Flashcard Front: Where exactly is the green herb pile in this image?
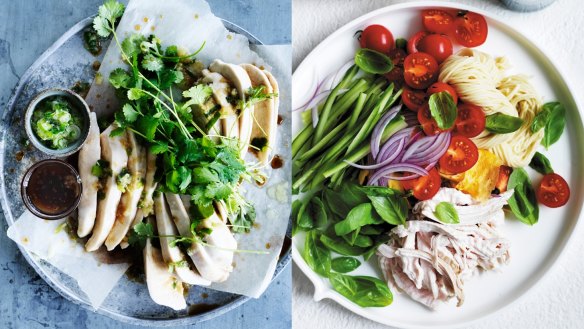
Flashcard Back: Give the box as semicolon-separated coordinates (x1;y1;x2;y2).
93;0;258;235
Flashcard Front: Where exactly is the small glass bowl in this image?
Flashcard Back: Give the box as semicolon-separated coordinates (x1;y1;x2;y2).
21;159;83;220
24;88;92;157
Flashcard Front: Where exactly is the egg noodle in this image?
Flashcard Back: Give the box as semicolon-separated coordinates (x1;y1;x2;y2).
439;49;544;167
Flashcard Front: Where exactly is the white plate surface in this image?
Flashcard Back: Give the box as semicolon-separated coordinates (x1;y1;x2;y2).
291;2;584;328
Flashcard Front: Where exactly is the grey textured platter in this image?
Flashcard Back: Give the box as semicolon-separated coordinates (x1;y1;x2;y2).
0;16;291;327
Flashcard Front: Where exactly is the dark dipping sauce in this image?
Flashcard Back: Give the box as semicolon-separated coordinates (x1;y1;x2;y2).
21;160;82;219
270;155;284;169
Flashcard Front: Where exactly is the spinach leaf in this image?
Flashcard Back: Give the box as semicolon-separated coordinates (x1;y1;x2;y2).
541;102;566;149
354;48;394;74
428;92;457;130
331;257;362;273
329;273;393;307
434;202;459;224
342;233;373;248
296;201;314;232
507;168;539;225
362;187;407;225
334;203;383;236
303;231;331;277
529;152;554;175
485;113;524;134
320;234;367;256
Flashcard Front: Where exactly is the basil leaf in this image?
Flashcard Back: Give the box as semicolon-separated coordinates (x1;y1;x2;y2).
324;183;368;218
541;102;566;149
507;168;539;225
320;234;367;256
428;92;457;129
531;106;551;133
485;113;524;134
331;257;362;273
329;273;393;307
363;188;407;225
359;225;385;235
529;152;554;175
342;233;373;248
363;235;390;261
303;231;331;277
434;202;459;224
334;203;383;236
354;48;394;74
296;201;314;231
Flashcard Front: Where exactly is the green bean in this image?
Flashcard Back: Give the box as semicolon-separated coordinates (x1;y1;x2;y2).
292;124;313;158
347;93;368;131
298;119;350;162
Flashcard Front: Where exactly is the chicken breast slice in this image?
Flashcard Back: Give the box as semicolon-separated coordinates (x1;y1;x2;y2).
77;112;101;238
188;212;238;282
241;64;277;165
144;238;187;310
263;70;280;157
209;60;253;157
120;149;158;249
105;131;147;250
202;69;240;140
85;125;128;252
154;194;211;286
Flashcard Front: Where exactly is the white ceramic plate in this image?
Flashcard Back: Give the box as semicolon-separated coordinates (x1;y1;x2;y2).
291;2;584;328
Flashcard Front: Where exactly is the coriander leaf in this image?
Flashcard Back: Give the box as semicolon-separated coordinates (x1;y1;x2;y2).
434;202;459;224
142;54;164;72
98;0;125;23
128;222;154;247
165;45;179;57
192;167;219;184
541;102;566;149
485;113;523;134
150;141;169;154
241;86;278;109
428;91;457;130
159;69;184;90
127;88;145;100
205;182;232;201
230;201;256;233
122;103;139;123
121;34;146;57
529;152;554;175
136;115;159;141
176;166;192;192
109;127;126;137
92;16;111;38
109;68;132;89
183;85;213;107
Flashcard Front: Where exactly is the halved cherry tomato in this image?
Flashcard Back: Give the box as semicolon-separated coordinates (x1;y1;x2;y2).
495;165;512;193
453;11;488;47
388;48;407;67
439;135;479;174
417;34;453;63
427;82;458;104
401;168;442;201
537;173;570;208
417;104;452;135
359;24;395;54
407;31;429;54
404;52;438;89
422;9;455;34
454;103;485;138
384;66;404;89
402;86;426;111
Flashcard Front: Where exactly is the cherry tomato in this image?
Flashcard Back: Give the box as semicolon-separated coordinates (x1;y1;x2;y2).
407;31;429;54
495;165;512;193
422;9;455;34
404;52;438;90
384;66;405;89
427;82;458;104
401;168;442;201
453;11;488;47
439;135;479;174
359;24;395;54
537;173;570;208
417;34;453;63
417;104;452;135
388;48;407;67
402;87;426;111
454;103;485;138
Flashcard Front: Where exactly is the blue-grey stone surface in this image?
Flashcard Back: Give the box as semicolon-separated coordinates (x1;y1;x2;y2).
0;1;291;329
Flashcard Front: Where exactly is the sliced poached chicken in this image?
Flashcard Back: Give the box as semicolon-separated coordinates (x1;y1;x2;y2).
77;112;101;237
144;238;186;310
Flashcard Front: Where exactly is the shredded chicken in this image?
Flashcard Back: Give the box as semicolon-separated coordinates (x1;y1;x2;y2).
377;188;512;309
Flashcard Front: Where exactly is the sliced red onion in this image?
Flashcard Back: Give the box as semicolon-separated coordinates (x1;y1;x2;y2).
408;133;451;165
368;163;429;186
402;134;442;162
345;138;405;170
377;128;413;162
371;106;401;159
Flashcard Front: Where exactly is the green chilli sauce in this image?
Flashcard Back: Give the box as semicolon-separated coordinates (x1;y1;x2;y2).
32;96;83;149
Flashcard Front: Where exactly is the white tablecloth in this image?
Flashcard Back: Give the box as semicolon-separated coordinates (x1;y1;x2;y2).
292;0;584;328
